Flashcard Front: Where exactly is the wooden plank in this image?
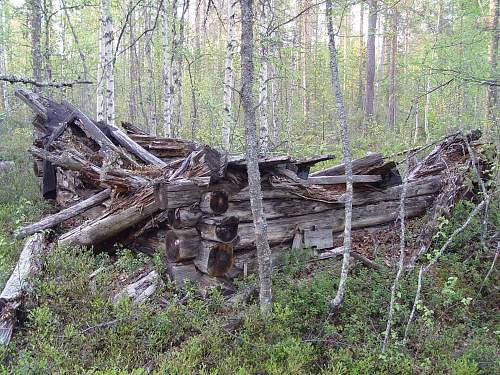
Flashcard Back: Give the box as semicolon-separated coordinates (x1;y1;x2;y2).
305;175;382;185
311;153;384;177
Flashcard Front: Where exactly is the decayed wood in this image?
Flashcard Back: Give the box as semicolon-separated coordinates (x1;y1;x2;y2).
311;153;383;177
199;216;239;243
167;206;202;228
1;74;92;87
15;189;111;238
304;228;334;250
0;161;14;172
58;194;158;247
166;262;202;288
14;88;48;121
194;241;234;276
154;177;210;209
305;174;382;184
165;228;201;261
127;134;198;158
236;195;435;249
0;233;45;346
113;270;159;305
107;126;167;167
199;191;230;214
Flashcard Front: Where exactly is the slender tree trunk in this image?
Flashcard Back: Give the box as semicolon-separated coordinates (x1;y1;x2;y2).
102;0;115;126
0;4;8;111
356;2;364;110
96;24;106;121
486;0;499;128
162;0;173;136
364;0;377;121
222;0;237;150
326;0;354;310
170;0;179;136
175;0;189;134
240;0;273;315
144;3;156;135
302;0;309;123
42;0;52;82
29;0;43;94
387;6;398;131
258;0;270;155
128;1;137;124
424;68;430;141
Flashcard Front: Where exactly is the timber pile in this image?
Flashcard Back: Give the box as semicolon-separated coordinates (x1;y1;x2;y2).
10;89;482;292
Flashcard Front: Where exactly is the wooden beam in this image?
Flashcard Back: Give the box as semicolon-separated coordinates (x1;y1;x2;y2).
304;175;382;185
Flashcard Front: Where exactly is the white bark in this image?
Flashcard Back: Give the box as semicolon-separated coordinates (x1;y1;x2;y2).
96;24;105;121
241;0;273;314
162;0;173;137
258;0;270;155
102;0;115;126
144;3;156;134
222;0;237;150
424;69;431;142
326;0;354;311
0;4;8;112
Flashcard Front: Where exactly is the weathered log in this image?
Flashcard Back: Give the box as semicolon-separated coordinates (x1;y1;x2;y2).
303;228;334;250
194;241;234;277
199;191;229;214
15;189;111;238
58;194;158;247
311;153;384;177
199;216;239;243
304;175;382;184
167;206;202;228
165;228;201;261
236;195;435;249
113;270;159;305
0;233;45;346
14;88;48;121
166;262;202;288
127;134;199;158
107;127;167;167
154;177;210;209
0;161;14;173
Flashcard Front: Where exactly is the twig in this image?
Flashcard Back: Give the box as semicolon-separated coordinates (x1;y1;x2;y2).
0;74;92;88
382;154;410;352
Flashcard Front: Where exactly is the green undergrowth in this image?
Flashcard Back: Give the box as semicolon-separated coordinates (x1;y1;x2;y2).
0;119;498;373
0;197;497;374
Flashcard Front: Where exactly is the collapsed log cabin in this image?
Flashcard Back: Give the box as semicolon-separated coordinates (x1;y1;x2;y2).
10;88;483;293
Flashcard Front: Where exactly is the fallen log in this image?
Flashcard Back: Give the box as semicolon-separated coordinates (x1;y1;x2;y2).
0;233;46;346
194;241;234;277
154;177;210;209
304;175;382;184
165;228;201;261
311;153;384;177
113;270;159;305
199;216;240;243
14;189;111;239
167;206;202;229
199;191;229;215
58;193;158;247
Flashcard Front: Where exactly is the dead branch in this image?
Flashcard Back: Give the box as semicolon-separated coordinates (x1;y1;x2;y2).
0;74;92;88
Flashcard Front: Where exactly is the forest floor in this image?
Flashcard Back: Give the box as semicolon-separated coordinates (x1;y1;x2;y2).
0;123;498;374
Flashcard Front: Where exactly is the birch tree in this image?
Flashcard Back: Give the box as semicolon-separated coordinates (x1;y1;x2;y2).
387;5;398;131
222;0;237;150
240;0;273;315
258;0;270;155
102;0;115;126
144;2;156;135
486;0;498;128
28;0;43;94
325;0;354;311
0;3;8;111
162;0;173;136
128;1;137;124
96;24;105;121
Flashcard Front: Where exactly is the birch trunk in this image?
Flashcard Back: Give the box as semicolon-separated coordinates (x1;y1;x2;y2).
258;0;270;155
222;0;237;150
424;69;431;142
174;0;189;134
325;0;354;311
128;1;137;124
162;0;173;136
96;23;105;121
144;3;156;134
0;4;7;111
356;2;364;111
102;0;115;127
240;0;273;314
364;0;377;121
486;0;499;128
